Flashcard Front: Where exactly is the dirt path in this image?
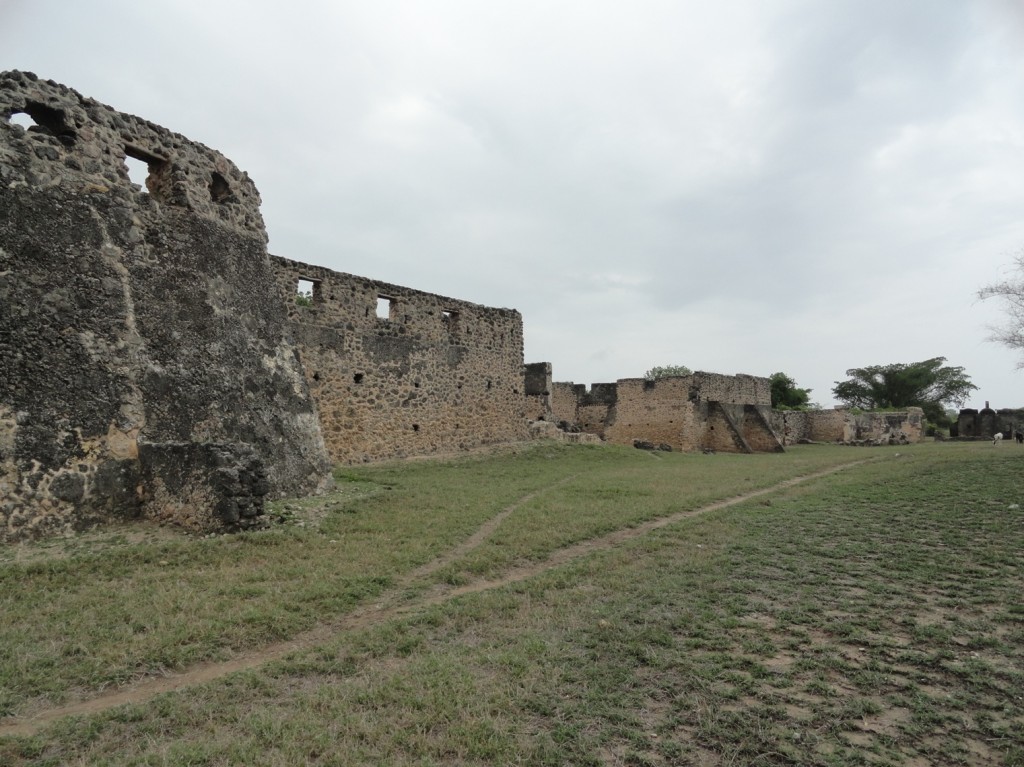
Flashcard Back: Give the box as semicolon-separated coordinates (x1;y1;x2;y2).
0;459;868;738
404;474;577;580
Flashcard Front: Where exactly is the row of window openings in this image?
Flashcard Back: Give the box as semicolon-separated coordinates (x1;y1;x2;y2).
124;151;232;203
6;109;231;203
296;279;459;326
349;373;492;390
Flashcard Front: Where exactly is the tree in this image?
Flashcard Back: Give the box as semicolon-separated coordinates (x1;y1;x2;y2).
769;372;812;409
978;252;1024;367
832;357;977;424
644;364;692;381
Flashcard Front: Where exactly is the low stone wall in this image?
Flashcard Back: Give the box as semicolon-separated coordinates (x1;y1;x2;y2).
538;370;781;453
773;408;925;445
528;420;601;444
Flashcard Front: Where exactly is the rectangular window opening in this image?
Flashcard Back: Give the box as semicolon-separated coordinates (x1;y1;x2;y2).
296;278;320;307
123;155;151;191
377;295;394;320
123;144;168;198
442;309;460;335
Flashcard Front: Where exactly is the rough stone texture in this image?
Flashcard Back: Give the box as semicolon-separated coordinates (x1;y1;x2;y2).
774;409;847;444
601;378;695;448
139;442;269;533
773;408;925;445
524;362;552;421
0;71;331;540
528;419;601;444
551;382;585;426
542;371;782;453
270;256;527;464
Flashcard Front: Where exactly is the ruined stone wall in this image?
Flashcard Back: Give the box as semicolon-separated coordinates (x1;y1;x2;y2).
550;371;780;453
704;404;748;453
773;409;848;444
688;372;772;406
773;408;925;444
735;405;787;453
0;71;330;540
602;378;701;450
270;257;527;463
551;382;584;426
995;408;1024;437
573;383;616;439
524;362;552;421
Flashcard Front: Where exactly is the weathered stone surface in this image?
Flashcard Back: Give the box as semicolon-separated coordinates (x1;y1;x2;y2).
270;257;527;464
772;407;925;446
539;371;782;453
527;419;600;444
0;70;331;540
138;442;269;533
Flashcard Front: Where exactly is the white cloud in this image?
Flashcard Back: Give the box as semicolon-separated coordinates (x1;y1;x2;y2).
3;0;1024;407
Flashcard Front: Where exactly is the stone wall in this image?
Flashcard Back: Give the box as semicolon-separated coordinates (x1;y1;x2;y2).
602;378;699;449
551;382;585;426
543;370;782;453
0;71;331;540
689;372;772;406
524;362;552;421
773;408;925;445
270;256;527;463
774;409;847;444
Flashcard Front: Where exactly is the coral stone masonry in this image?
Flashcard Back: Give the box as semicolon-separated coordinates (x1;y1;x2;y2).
270;257;527;464
3;70;914;544
0;71;335;540
0;70;528;541
528;367;784;453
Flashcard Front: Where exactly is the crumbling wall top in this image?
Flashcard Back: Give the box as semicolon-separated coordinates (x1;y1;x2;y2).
0;70;266;238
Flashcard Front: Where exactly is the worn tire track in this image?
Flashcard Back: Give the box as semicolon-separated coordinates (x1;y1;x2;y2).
0;459;868;738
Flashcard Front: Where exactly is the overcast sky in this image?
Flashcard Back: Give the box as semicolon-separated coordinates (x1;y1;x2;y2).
3;0;1024;408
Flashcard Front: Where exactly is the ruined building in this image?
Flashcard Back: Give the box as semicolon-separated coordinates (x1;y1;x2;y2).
0;71;340;540
0;71;532;542
1;71;820;543
524;363;784;453
269;257;526;465
772;407;924;445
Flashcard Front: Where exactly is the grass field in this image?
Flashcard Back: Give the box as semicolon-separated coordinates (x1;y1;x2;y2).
0;441;1021;765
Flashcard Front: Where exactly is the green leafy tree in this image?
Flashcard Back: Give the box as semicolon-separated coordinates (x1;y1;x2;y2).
644;364;692;381
978;252;1024;366
769;372;812;409
832;357;976;424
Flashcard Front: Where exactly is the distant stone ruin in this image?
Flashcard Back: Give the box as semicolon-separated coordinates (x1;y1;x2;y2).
525;364;784;453
773;408;925;446
955;404;1024;440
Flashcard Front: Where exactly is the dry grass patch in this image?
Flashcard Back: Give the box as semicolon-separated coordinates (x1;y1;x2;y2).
0;442;1021;765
